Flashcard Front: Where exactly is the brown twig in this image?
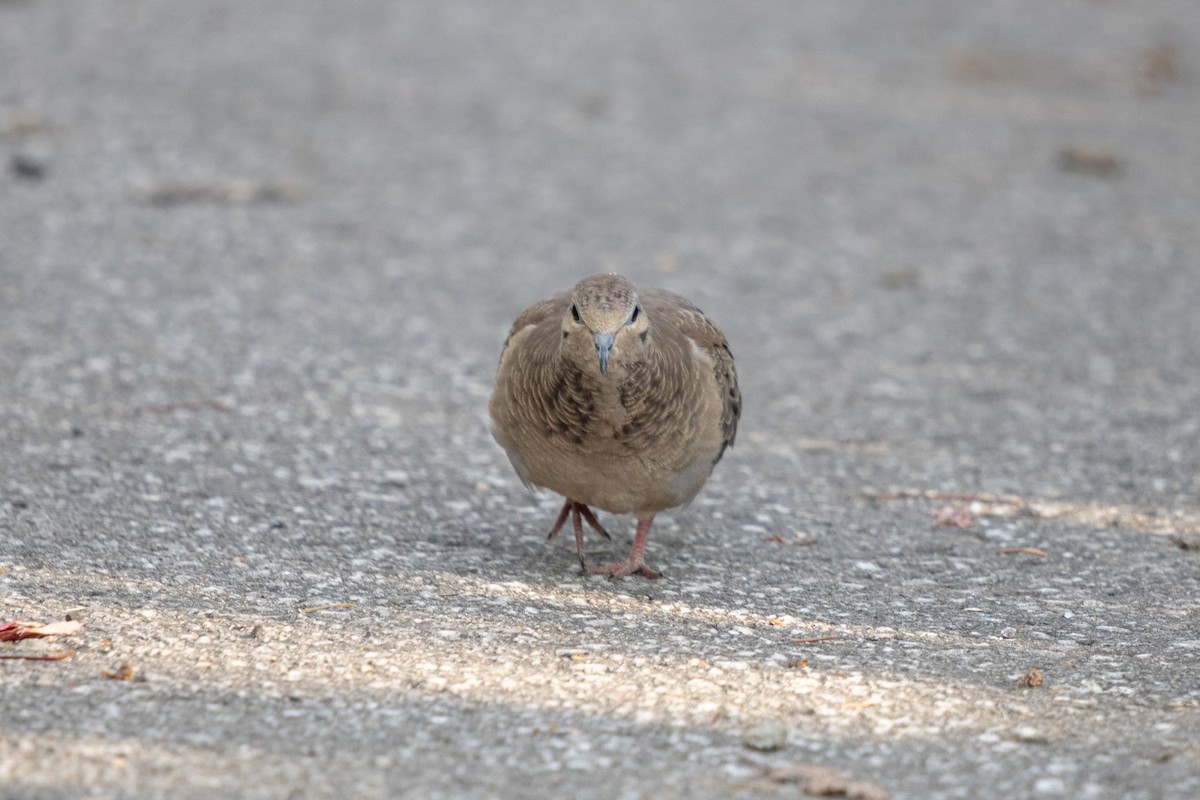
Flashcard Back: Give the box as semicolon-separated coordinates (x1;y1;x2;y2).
999;547;1047;557
138;399;233;415
0;651;75;661
300;603;355;614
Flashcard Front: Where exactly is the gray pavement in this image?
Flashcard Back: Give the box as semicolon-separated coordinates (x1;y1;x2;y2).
2;1;1199;798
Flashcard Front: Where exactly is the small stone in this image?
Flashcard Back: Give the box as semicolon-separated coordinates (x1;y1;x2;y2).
1033;777;1067;794
742;720;788;751
1012;725;1049;744
11;154;47;180
383;470;410;486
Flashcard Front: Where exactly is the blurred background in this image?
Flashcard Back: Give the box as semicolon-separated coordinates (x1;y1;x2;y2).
3;1;1198;512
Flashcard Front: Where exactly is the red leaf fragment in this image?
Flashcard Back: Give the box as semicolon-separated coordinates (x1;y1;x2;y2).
0;619;83;642
932;504;976;528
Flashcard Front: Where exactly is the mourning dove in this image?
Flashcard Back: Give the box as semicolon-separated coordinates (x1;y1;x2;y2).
489;273;741;579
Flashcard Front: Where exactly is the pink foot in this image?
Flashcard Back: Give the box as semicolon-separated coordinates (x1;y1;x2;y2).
586;517;662;580
587;558;662;580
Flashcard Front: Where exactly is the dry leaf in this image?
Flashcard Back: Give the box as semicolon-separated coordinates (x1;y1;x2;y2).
766;764;889;799
0;619;83;642
0;651;75;661
139;399;234;414
102;663;136;681
1169;532;1200;551
1138;43;1181;94
762;531;819;546
999;546;1047;557
864;488;1022;505
839;700;879;711
933;504;976;528
1018;668;1045;688
947;53;1029;83
299;603;355;614
1059;147;1119;174
135;181;299;207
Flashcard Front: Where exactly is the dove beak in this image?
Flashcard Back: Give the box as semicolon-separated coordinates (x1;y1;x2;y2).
593;332;616;374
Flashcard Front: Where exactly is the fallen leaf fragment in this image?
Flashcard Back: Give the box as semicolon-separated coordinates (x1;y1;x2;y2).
135;181;299;207
1138;43;1181;94
1169;532;1200;551
999;546;1047;557
299;603;355;614
1059;146;1119;174
933;504;976;528
0;651;76;661
839;700;879;711
102;663;136;681
762;531;819;546
766;764;889;799
0;619;83;642
947;52;1029;83
865;488;1023;505
865;489;1200;536
138;399;233;414
1017;668;1045;688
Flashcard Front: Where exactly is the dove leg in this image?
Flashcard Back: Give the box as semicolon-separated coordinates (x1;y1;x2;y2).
570;504;586;570
546;499;611;570
547;500;609;540
576;505;610;539
546;500;572;540
549;503;576;542
588;517;662;580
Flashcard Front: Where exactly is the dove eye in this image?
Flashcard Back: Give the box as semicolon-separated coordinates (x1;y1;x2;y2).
630;305;640;322
571;304;581;322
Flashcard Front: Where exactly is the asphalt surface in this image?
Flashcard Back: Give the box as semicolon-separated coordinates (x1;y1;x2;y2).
2;1;1199;798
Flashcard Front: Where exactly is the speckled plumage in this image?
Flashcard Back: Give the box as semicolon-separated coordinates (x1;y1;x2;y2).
489;274;740;579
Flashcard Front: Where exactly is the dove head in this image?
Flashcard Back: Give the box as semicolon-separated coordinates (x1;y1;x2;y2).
562;274;648;375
